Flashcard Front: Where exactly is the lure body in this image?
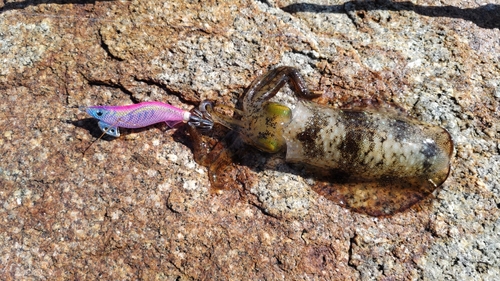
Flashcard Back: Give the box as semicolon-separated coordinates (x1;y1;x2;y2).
86;101;191;137
194;66;454;215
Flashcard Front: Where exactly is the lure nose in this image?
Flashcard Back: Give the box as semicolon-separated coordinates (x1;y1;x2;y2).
85;106;107;120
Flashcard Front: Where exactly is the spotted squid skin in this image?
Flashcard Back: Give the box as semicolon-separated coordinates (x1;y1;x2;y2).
282;101;453;186
193;66;454;214
208;66;452;188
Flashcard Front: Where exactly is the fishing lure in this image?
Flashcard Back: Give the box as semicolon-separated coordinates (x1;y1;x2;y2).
86;101;212;137
192;66;454;216
84;101;212;153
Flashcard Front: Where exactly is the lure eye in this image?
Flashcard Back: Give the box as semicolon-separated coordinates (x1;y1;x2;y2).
96;110;103;117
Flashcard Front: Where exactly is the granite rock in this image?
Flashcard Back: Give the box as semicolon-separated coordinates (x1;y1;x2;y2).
0;0;499;279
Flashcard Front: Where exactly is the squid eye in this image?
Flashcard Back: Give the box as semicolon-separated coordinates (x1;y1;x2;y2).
96;110;103;117
265;102;292;119
256;137;283;153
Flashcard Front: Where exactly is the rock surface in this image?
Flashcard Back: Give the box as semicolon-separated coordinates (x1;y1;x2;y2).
0;0;499;279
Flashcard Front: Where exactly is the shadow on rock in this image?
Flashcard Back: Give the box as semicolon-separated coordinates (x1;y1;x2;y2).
281;1;500;29
0;0;116;13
